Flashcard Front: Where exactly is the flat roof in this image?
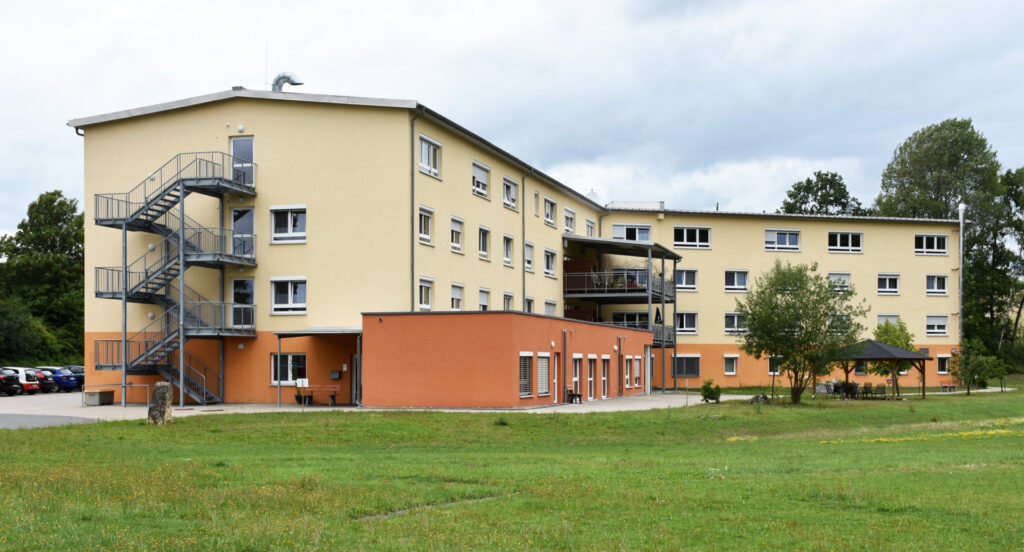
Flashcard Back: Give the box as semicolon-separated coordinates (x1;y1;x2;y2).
562;234;682;261
607;203;958;225
273;327;362;338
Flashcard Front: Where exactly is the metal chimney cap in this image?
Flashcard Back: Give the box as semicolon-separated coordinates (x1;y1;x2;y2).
272;72;304;92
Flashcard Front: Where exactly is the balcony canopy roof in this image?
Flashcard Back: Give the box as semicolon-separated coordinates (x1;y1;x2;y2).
562;234;682;262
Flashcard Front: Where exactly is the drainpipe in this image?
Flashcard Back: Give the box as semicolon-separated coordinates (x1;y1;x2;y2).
276;334;282;407
617;336;623;396
219;196;225;402
355;334;363;406
121;222;127;407
562;329;568;403
958;203;966;346
410;108;424;310
597;209;612;238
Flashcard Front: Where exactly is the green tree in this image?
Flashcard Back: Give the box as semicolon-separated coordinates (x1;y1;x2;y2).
735;261;869;404
871;319;916;395
0;190;84;362
0;297;57;364
780;171;867;215
951;339;1007;394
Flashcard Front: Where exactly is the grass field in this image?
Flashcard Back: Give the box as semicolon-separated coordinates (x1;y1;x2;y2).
2;391;1023;550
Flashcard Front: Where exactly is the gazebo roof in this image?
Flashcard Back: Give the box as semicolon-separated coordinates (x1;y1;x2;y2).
838;339;933;361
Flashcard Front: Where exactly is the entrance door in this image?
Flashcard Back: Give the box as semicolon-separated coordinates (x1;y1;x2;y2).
230;137;254;184
232;279;254;328
232;208;254;257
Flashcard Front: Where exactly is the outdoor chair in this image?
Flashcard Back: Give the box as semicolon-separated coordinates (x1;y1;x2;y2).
830;383;843;400
874;385;886;399
860;382;873;399
845;382;859;400
823;382;834;397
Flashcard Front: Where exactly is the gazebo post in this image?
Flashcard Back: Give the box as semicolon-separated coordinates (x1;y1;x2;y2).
919;359;926;399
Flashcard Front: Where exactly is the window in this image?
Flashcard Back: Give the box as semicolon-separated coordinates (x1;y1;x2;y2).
878;314;900;326
926;315;948;336
586;219;596;237
765;229;800;251
828;272;851;291
271;207;306;243
537;354;550;396
544;301;557;316
878;273;899;295
676;312;697;335
543;198;556;226
450;217;463;252
724;355;738;376
418;278;433;311
828;232;862;253
524;243;534;272
564;208;576;233
472;162;489;197
544;249;556;277
503;178;518;209
418;206;433;244
572;355;581;393
634;357;642;388
612;223;651;242
724;312;747;334
502;235;514;266
915;234;947;255
271;278;306;314
588;357;596;399
534;191;540;217
503;293;514;310
479;289;490;311
854;361;867;376
519;353;533;398
624;355;632;388
927;274;948;296
230;136;255;185
768;358;782;376
675;269;697;291
271;353;306;385
612;311;648;329
937;355;950;375
451;284;463;311
601;357;609;398
725;270;748;292
419;135;440;177
232;278;255;328
673;355;700;378
524;297;534;313
478;227;490;260
613;267;648;287
674;226;710;249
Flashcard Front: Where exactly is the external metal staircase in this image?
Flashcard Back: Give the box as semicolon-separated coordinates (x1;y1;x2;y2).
94;152;256;405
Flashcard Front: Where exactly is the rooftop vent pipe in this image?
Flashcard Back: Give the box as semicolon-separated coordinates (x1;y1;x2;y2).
271;72;304;92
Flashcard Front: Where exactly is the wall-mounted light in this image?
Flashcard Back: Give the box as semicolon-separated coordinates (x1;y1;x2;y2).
613;345;618;351
237;343;244;350
237;125;245;133
550;340;556;348
148;312;154;320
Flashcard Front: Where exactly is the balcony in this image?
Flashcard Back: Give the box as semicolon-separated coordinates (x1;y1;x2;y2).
563;271;674;304
607;321;676;346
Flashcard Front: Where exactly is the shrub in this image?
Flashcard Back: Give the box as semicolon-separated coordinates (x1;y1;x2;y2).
701;379;722;404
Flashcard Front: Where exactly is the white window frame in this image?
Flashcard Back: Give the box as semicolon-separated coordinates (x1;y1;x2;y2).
271;353;306;385
612;223;651;242
634;357;642;388
675;269;697;292
601;355;610;398
937;354;951;375
586;219;596;237
537;352;551;397
926;274;948;296
478;288;490;311
828;231;863;253
478;226;490;260
543;249;557;278
230;136;255;185
725;270;748;292
524;297;534;313
877;314;900;327
544;300;557;316
765;228;800;251
543;197;557;226
624;355;632;388
673;354;701;378
854;361;868;376
587;355;597;400
472;161;490;198
519;352;533;398
926;314;948;336
418;277;433;311
878;273;900;295
450;283;463;311
270;277;306;315
503;178;518;210
419;135;441;178
724;354;739;376
915;234;948;255
572;355;582;394
724;312;746;334
673;226;711;249
503;235;514;266
270;205;307;244
524;242;534;272
768;357;782;376
828;272;851;291
564;208;576;234
676;312;697;335
450;216;463;253
418;206;433;245
503;293;514;311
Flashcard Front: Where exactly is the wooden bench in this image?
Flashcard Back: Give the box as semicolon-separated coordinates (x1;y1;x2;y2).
940;380;957;392
298;385;342;406
565;389;582;404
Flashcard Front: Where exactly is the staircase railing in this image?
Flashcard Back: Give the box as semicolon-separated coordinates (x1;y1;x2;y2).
95;152;256;222
95;235;181;296
186;351;220;401
94;310;179;368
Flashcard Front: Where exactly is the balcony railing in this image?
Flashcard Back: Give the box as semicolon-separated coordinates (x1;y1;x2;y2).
606;321;675;345
563;271;674;298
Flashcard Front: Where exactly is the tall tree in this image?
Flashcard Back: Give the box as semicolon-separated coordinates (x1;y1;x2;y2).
735;261;869;404
0;190;84;362
873;118;1014;354
780;171;866;215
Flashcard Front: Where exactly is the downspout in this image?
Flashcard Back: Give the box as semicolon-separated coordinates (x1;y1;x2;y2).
219;196;225;403
617;336;623;396
410;108;424;310
121;222;127;407
597;209;612;238
521;170;533;309
276;335;282;407
958;203;966;347
355;334;363;406
562;329;568;403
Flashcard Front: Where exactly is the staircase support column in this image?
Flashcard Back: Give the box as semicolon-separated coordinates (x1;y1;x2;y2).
121;222;128;408
178;175;186;408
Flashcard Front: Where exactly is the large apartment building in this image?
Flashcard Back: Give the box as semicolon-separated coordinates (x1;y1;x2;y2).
69;86;960;407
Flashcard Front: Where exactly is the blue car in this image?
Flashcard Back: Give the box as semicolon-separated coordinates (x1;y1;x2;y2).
39;367;78;392
63;365;85;390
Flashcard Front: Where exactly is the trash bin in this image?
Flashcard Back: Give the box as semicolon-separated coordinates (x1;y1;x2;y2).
84;390;114;406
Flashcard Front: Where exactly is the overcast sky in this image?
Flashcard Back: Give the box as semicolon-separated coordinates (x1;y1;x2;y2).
1;0;1022;235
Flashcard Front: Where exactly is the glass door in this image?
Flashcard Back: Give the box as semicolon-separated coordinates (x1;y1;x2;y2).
232;278;254;328
230;137;254;184
232;208;254;257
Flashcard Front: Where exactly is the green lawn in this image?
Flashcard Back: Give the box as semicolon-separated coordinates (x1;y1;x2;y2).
2;392;1023;551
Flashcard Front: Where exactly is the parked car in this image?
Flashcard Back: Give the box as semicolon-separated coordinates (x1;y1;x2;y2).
64;365;85;390
5;367;40;395
0;368;21;396
33;369;59;393
39;366;77;392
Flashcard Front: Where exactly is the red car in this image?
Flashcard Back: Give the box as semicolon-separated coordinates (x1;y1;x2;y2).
5;367;40;394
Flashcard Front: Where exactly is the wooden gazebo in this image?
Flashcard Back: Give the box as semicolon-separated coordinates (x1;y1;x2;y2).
835;340;934;399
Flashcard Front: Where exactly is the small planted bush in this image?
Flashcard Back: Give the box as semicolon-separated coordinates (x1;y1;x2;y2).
701;379;722;404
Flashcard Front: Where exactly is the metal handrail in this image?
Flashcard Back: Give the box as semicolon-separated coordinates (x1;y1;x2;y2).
185;351;219;403
605;321;675;343
94;152;256;222
94;310;179;367
563;271;673;296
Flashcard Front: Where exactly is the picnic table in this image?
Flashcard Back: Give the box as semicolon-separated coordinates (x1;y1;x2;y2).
297;385;342;406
